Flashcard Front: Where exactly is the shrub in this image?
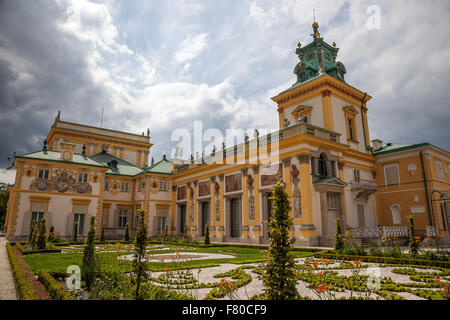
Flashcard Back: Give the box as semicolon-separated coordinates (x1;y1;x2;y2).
334;218;345;253
28;220;37;248
5;243;36;300
124;223;130;242
204;223;210;245
261;180;299;300
73;222;78;242
81;216;96;290
37;217;47;250
36;270;76;300
48;225;55;243
133;210;149;299
408;215;419;256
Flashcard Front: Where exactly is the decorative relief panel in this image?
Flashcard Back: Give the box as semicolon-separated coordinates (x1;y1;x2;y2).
225;173;242;193
247;174;255;221
261;163;282;187
291;165;302;218
29;168;92;194
177;185;187;201
198;181;211;197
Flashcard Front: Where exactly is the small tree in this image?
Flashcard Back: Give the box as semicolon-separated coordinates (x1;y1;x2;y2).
72;222;78;242
262;180;299;300
81;216;96;290
48;225;55;242
408;215;419;256
37;217;47;250
183;225;188;242
100;223;106;242
133;210;149;300
163;224;169;242
204;223;210;245
124;223;130;242
28;220;37;248
334;218;345;253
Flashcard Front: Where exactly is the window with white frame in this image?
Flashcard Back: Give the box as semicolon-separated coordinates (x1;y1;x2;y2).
391;205;401;225
354;169;361;183
157;216;166;232
121;183;129;192
384;164;400;186
78;173;88;184
38;169;50;180
159;181;168;191
118;210;128;228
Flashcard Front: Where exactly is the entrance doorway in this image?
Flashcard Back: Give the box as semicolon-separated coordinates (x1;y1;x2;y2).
179;204;186;235
201;201;210;236
230;198;240;238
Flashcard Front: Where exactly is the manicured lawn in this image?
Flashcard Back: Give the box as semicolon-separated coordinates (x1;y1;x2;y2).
23;245;314;273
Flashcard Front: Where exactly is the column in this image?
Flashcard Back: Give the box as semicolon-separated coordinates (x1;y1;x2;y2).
252;165;261;240
282;157;294;238
186;182;192;236
241;168;249;239
218;174;225;239
297;153;316;238
321;89;334;132
193;180;198;237
171;185;177;236
210;176;216;237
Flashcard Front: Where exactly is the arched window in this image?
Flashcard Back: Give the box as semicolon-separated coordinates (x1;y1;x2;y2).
391;205;401;225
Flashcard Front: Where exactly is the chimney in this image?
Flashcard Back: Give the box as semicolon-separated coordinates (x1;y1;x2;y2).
371;139;383;151
60;142;76;161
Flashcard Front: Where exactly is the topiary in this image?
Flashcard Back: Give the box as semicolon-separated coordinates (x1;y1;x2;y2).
334;218;345;253
48;225;55;242
28;220;38;249
81;216;96;290
261;180;299;300
408;215;419;256
72;222;78;242
37;217;47;250
133;210;149;300
124;223;130;242
204;223;210;245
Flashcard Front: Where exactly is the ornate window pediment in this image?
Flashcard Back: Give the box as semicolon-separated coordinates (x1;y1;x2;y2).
292;105;313;124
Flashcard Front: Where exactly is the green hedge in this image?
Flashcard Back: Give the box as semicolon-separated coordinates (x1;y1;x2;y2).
5;242;36;300
16;242;61;255
313;251;450;269
36;270;76;300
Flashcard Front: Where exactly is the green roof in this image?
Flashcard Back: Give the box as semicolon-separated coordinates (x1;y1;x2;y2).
144;157;173;175
373;143;431;156
90;153;144;177
15;150;107;168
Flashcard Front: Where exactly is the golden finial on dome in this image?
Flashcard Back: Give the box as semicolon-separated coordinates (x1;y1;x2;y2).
333;42;336;48
297;42;302;48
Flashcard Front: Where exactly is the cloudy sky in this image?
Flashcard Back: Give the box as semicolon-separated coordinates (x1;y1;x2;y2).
1;0;449;183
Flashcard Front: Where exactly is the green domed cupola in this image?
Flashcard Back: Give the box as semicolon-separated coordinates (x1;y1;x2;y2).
293;21;347;87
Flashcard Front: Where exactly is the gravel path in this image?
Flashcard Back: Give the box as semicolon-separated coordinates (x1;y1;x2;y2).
0;238;17;300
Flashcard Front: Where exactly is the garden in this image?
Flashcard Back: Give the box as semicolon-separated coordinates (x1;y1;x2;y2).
5;182;450;300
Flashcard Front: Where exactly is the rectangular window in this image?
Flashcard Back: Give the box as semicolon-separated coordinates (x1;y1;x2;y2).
74;213;85;235
78;173;88;184
118;210;127;228
384;164;400;186
159;181;168;191
157;216;166;232
121;183;129;192
38;169;50;180
357;204;365;228
348;119;355;141
354;169;361;183
436;160;444;181
104;180;109;191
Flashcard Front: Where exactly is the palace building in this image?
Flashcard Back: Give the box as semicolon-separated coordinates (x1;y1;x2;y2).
4;22;450;246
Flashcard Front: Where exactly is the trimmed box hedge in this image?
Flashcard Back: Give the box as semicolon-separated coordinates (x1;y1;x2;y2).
313;251;450;269
5;242;36;300
36;270;76;300
16;242;61;255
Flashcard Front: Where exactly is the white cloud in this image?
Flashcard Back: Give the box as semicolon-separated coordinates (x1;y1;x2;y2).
174;33;209;64
0;169;16;185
